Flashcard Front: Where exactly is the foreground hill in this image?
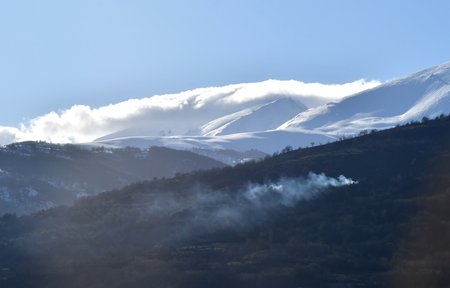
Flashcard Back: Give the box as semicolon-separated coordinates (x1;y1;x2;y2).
2;115;450;287
0;142;224;215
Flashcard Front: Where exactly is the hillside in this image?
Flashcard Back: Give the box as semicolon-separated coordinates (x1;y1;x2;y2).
0;142;224;215
1;115;450;287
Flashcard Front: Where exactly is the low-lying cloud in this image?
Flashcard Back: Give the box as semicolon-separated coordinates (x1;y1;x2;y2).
0;79;380;145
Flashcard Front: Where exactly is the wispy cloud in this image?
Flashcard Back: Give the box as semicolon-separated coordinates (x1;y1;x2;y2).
0;79;380;145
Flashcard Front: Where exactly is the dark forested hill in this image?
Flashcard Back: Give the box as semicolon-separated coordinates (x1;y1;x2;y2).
0;143;225;215
2;116;450;287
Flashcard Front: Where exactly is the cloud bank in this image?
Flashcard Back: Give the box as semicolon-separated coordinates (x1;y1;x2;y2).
0;79;380;145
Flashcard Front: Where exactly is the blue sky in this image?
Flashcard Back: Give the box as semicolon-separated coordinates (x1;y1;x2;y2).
1;0;449;126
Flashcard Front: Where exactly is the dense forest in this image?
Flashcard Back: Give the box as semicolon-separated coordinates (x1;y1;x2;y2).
2;115;450;287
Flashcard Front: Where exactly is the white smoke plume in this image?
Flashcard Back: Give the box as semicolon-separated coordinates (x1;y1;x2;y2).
243;173;357;207
131;173;358;243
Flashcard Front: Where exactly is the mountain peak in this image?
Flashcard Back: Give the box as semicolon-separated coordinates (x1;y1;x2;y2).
283;61;450;134
392;61;450;84
201;97;307;136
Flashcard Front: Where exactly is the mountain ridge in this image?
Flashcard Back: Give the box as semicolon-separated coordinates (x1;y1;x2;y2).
0;142;225;215
94;61;450;154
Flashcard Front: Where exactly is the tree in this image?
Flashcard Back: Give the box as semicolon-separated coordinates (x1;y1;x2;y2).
281;145;293;154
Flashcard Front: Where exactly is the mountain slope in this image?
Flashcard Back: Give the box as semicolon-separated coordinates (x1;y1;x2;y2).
94;62;450;154
282;61;450;134
92;80;326;142
201;98;307;136
2;115;450;287
0;142;224;215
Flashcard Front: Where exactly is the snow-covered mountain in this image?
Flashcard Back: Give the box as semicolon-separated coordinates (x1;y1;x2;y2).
94;62;450;154
281;61;450;134
201;98;307;136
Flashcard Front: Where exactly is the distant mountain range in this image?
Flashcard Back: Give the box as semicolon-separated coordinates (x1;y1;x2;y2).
0;142;224;215
94;62;450;154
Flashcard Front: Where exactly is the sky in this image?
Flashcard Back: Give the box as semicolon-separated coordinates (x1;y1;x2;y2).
0;0;449;140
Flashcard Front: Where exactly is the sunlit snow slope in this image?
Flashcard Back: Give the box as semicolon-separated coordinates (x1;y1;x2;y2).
281;62;450;134
95;62;450;153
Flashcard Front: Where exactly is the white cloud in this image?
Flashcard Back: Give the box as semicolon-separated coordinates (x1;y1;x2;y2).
0;127;21;145
0;79;381;145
